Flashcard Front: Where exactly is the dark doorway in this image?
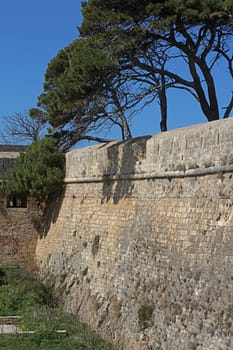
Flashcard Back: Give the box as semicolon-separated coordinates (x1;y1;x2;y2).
7;195;27;208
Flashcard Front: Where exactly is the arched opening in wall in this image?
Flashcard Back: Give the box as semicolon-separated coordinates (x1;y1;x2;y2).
7;194;27;208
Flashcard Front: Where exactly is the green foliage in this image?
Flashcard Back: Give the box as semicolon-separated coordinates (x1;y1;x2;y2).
0;267;54;316
1;137;65;200
81;0;233;32
138;304;154;330
39;38;116;127
33;0;232;144
0;267;116;350
36;36;133;149
80;0;233;123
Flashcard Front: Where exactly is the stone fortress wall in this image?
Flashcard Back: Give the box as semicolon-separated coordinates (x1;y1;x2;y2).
0;145;38;270
35;119;233;350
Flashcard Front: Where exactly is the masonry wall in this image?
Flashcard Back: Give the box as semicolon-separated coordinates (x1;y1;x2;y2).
0;203;39;271
0;145;38;271
36;119;233;350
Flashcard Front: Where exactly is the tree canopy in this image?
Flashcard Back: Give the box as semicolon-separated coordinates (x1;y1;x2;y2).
1;137;65;200
2;1;231;200
37;38;139;150
31;0;233;149
80;0;233;122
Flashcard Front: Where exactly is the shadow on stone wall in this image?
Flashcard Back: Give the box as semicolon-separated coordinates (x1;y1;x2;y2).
33;188;65;238
102;137;149;204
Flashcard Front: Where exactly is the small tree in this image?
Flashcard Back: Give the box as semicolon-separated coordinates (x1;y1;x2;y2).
0;110;46;144
1;137;65;200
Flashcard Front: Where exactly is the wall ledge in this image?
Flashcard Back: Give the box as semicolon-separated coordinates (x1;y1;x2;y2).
64;164;233;184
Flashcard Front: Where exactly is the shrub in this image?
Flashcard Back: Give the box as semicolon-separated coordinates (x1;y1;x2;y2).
1;137;65;200
138;304;154;330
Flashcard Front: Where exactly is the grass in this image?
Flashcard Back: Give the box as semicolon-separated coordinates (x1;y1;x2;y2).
0;267;116;350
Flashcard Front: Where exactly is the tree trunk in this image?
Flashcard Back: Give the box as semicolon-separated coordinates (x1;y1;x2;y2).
111;89;132;140
121;115;132;139
188;58;220;122
159;75;168;132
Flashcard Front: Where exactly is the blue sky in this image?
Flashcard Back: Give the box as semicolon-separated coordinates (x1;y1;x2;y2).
0;0;232;145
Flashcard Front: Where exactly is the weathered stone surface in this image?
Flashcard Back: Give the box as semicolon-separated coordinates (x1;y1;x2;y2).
35;119;233;349
0;206;39;271
0;145;39;271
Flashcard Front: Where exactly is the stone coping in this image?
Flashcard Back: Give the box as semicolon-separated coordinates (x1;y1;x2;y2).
65;164;233;183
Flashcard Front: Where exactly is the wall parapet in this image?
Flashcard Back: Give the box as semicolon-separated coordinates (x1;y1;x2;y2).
65;119;233;181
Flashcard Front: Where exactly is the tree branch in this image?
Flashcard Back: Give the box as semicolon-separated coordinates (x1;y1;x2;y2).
223;92;233;118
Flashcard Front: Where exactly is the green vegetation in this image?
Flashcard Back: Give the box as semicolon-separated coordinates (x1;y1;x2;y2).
36;38;133;151
80;0;233;126
1;137;65;200
138;304;154;330
0;267;115;350
1;1;232;151
1;1;232;198
29;0;233;149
